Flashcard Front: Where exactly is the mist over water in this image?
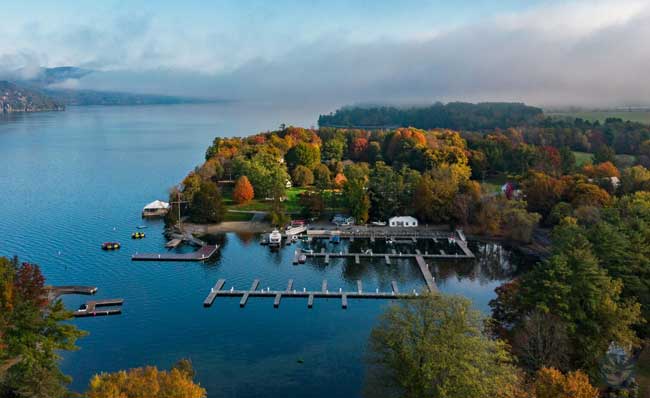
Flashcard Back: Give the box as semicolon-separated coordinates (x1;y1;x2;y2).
0;103;520;397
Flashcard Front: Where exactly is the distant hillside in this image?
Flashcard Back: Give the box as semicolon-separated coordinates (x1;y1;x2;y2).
43;88;213;106
0;81;64;113
319;102;544;131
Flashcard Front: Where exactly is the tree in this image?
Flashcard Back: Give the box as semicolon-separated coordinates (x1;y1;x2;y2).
343;178;370;224
559;147;576;174
233;176;254;204
322;139;344;161
87;359;206;398
0;257;86;398
299;190;324;219
571;183;611;208
313;163;331;191
501;201;541;243
511;311;571;373
520;223;642;372
286;142;320;169
532;368;598;398
593;145;616;164
189;181;225;223
521;171;565;219
366;294;519;398
291;165;314;187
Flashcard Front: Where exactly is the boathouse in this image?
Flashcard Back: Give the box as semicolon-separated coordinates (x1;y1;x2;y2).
142;200;170;217
389;216;418;227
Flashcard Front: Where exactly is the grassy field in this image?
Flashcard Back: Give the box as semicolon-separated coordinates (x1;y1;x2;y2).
223;211;254;222
222;186;306;213
549;110;650;125
573;151;594;167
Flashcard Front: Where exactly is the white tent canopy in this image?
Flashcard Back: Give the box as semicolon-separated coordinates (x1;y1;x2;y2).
143;200;170;210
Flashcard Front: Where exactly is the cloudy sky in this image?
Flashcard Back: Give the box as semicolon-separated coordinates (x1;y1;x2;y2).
1;0;649;107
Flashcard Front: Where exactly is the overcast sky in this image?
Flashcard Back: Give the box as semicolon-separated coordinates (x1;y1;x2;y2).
1;0;649;108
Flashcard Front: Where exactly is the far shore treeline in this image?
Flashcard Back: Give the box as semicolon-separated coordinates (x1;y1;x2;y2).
166;101;650;396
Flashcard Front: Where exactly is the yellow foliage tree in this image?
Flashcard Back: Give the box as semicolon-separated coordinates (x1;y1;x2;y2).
87;361;206;398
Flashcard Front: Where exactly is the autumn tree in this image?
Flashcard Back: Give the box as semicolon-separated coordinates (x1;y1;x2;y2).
291;165;314;187
233;176;254;204
532;367;598;398
521;171;565;220
87;359;206;398
366;294;519;398
0;257;86;398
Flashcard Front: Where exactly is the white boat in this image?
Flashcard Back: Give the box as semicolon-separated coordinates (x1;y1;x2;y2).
269;229;282;247
291;235;299;243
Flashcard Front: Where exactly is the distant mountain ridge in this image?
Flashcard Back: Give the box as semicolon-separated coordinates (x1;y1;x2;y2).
0;66;223;111
0;80;64;113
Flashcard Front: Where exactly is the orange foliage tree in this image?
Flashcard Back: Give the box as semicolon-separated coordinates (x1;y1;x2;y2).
532;367;598;398
233;176;254;204
582;161;620;178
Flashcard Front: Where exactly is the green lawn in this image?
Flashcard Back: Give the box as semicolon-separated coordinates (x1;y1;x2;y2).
223;211;254;222
550;110;650;125
222;186;306;213
481;174;508;194
573;151;594;167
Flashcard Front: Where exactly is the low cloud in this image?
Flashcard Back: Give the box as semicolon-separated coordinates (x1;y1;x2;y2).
2;0;650;108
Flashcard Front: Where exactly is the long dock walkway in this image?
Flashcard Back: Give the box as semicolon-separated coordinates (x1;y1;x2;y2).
46;285;98;301
415;255;437;293
203;279;417;309
132;245;219;262
304;251;472;260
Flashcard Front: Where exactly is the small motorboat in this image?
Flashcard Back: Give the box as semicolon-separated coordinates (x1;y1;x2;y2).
131;232;146;239
136;225;148;229
298;254;307;264
101;242;121;250
268;229;282;247
291;235;299;243
302;248;314;254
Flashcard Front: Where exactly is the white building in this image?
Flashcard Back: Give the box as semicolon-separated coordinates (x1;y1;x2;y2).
142;200;170;218
389;216;418;227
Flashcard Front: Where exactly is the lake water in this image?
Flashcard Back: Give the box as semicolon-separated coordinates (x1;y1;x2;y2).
0;104;522;397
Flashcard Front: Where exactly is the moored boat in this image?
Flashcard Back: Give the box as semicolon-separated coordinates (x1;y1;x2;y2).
269;229;282;247
101;242;121;250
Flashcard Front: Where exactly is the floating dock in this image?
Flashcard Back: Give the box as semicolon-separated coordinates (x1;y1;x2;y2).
74;299;124;317
132;245;219;262
203;279;418;309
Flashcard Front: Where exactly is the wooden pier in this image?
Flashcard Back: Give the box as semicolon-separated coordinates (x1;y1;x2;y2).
415;255;437;293
203;279;419;309
46;285;98;301
304;250;473;261
132;245;219;262
74;299;124;317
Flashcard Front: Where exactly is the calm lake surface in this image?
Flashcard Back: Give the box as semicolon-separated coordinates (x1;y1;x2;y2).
0;103;523;397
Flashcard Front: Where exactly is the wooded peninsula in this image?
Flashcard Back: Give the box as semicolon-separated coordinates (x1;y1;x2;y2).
168;101;650;396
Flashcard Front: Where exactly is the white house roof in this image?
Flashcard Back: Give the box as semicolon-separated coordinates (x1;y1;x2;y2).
143;200;170;210
389;216;418;222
